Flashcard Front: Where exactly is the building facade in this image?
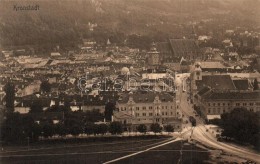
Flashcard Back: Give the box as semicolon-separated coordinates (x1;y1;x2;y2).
113;92;181;131
195;88;260;119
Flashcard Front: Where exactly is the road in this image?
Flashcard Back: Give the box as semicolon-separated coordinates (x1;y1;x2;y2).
176;75;260;163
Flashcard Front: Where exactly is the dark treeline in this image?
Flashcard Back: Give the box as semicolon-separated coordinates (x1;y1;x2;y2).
210;108;260;150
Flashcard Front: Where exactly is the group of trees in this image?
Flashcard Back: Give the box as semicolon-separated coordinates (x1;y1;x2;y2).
218;108;260;149
1;110;175;144
0;111;123;144
136;123;174;134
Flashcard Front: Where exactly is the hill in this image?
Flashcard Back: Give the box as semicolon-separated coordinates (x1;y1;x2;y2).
0;0;259;50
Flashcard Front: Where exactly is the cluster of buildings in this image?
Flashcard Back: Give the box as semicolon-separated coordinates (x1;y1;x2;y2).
191;62;260;120
1;26;259;131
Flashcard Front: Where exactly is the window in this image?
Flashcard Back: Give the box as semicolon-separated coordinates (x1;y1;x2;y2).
171;106;173;109
208;109;211;114
121;107;123;111
162;106;164;109
124;107;126;110
149;106;153;109
236;103;240;106
223;109;225;113
162;112;164;115
213;103;215;106
136;113;140;117
143;106;146;110
165;106;168;109
208;103;210;106
249;103;254;106
136;107;139;110
165;112;168;115
149;113;153;116
217;103;220;106
250;108;254;112
143;113;146;116
243;103;247;106
223;103;225;106
171;112;173;115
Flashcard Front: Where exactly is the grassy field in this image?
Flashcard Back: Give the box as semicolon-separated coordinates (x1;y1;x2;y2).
114;141;211;164
0;136;211;164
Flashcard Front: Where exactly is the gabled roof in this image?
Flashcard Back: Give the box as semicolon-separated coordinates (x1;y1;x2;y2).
196;75;236;90
168;39;198;56
113;111;134;119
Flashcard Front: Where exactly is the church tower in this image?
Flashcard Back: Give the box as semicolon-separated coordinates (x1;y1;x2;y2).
147;42;161;67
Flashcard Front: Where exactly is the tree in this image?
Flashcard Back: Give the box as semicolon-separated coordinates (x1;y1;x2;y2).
96;124;108;135
41;122;54;138
109;121;123;135
1;113;25;143
164;125;174;134
84;122;96;135
253;78;259;90
4;82;15;113
40;80;51;93
220;108;259;148
31;123;41;141
54;123;67;137
105;102;115;122
70;124;83;137
150;123;162;134
136;124;147;134
29;100;43;113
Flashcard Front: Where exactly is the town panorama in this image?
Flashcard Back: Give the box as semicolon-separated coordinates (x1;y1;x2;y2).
0;0;259;163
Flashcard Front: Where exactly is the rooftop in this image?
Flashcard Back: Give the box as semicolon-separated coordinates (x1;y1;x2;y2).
196;75;236;90
118;92;174;104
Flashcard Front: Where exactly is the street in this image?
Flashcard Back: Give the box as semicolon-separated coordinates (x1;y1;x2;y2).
176;75;260;163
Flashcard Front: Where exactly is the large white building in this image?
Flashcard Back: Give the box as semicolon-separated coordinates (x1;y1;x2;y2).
113;92;181;131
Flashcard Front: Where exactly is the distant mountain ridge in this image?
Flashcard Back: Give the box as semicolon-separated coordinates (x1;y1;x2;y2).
0;0;259;48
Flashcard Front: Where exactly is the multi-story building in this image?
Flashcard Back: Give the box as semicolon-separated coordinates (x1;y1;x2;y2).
113;92;181;131
195;88;260;120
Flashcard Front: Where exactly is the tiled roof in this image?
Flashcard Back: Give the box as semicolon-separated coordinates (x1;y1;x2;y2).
205;91;260;100
168;39;198;56
196;75;236;90
70;92;119;106
199;62;226;69
233;79;251;90
118;92;173;104
156;42;172;53
197;86;211;96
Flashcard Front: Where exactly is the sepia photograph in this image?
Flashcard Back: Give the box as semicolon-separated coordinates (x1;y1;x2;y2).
0;0;259;163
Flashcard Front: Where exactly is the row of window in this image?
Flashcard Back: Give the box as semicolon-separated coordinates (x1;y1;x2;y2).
208;102;257;107
208;108;226;114
135;112;174;117
208;108;257;114
120;106;173;111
